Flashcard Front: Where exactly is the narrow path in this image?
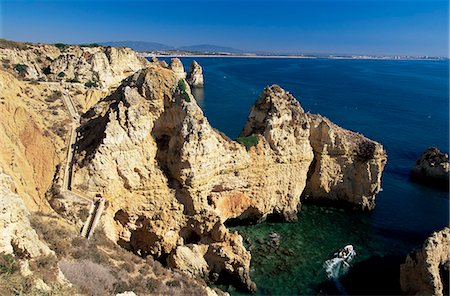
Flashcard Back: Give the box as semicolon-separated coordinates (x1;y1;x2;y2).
56;83;105;238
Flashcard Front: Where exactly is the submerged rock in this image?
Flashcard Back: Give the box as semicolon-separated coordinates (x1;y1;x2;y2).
187;60;204;87
400;227;450;296
303;114;387;210
410;147;449;190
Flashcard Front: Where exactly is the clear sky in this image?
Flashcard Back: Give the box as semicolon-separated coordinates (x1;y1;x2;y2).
1;0;448;56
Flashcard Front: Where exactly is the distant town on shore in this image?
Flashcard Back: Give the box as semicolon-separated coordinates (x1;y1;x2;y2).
100;41;448;61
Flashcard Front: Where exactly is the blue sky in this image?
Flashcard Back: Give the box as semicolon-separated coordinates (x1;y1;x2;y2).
1;0;448;56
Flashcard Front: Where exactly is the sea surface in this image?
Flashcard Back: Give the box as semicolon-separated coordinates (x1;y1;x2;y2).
159;57;449;295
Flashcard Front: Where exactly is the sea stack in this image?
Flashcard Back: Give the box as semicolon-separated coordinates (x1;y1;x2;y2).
400;227;450;296
169;57;186;80
187;60;204;87
410;147;449;190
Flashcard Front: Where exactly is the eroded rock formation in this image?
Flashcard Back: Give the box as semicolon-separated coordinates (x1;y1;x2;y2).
71;57;386;289
0;41;388;292
410;147;449;190
71;70;316;290
303;114;387;210
187;60;204;87
400;227;450;296
169;58;186;80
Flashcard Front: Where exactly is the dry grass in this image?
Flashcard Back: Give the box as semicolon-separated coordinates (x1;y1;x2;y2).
30;215;72;257
0;252;74;295
28;213;212;295
45;90;62;103
0;39;30;50
59;260;116;296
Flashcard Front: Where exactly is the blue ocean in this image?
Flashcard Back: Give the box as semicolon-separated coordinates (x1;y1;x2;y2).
160;57;449;294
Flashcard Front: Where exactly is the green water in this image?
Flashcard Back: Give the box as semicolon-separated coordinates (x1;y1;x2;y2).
225;205;415;295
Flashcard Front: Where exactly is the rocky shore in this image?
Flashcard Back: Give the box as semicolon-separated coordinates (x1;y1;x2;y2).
0;40;388;293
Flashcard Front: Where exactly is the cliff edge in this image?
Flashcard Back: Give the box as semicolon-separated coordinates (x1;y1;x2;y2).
400;227;450;296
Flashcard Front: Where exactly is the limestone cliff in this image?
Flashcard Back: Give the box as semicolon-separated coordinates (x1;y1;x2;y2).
303;114;387;210
400;227;450;296
0;69;67;211
0;42;147;211
187;60;204;87
0;41;389;292
0;43;149;89
0;169;51;258
72;67;316;290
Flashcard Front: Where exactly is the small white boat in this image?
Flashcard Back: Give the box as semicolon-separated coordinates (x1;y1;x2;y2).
336;244;356;262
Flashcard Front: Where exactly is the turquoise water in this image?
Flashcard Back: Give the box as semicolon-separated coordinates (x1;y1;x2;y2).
159;57;449;294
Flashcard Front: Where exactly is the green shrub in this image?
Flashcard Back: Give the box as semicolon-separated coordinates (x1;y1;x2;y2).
42;66;51;75
14;63;28;74
236;134;259;150
54;43;67;49
0;253;17;275
178;79;190;102
85;80;98;88
67;78;81;83
57;72;65;77
178;79;187;92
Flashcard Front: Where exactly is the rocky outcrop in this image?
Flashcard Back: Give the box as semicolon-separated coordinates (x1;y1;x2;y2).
302;114;387;210
400;227;450;296
70;64;388;289
0;41;391;293
0;43;149;89
0;169;52;258
72;64;317;290
169;58;186;80
410;147;449;190
187;60;204;87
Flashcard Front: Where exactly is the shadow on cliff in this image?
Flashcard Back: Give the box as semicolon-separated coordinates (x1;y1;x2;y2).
317;255;404;295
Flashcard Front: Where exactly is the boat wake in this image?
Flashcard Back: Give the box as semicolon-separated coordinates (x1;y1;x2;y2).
323;245;356;295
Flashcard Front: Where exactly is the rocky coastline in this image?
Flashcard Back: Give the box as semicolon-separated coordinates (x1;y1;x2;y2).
0;40;391;294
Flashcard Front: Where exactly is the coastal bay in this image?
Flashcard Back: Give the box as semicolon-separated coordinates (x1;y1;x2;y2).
160;57;449;294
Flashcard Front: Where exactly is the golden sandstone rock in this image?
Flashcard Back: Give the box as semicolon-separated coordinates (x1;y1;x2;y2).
71;62;386;290
400;227;450;296
304;114;387;210
0;43;388;291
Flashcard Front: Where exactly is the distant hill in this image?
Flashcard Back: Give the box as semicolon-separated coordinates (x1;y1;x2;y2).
177;44;242;53
100;41;174;51
99;41;243;53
